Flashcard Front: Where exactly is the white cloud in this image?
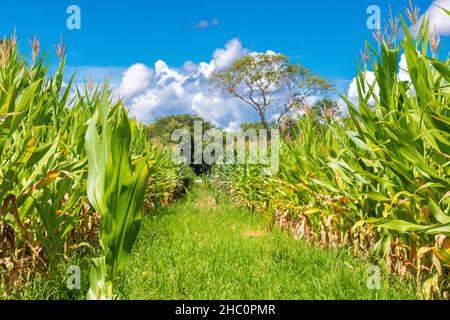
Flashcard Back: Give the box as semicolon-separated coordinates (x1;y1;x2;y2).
129;81;188;121
426;0;450;35
117;63;152;98
223;121;241;133
192;18;220;30
154;60;186;84
212;38;248;70
115;39;259;130
191;92;245;129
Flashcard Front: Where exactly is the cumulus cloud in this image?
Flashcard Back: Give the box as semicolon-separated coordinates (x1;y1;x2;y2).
211;38;248;70
117;63;152;98
425;0;450;35
114;38;258;131
192;18;220;30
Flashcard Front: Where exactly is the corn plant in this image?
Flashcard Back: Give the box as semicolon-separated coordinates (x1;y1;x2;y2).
85;89;149;299
145;145;194;210
1;34;194;298
340;17;450;297
213;10;450;298
0;36;94;288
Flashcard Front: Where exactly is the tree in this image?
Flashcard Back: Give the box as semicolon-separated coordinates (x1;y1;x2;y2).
146;114;217;175
312;98;339;121
281;72;335;125
211;53;334;129
239;122;267;132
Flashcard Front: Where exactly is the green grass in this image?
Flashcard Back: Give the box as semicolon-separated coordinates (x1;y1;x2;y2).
119;186;417;300
2;186;417;300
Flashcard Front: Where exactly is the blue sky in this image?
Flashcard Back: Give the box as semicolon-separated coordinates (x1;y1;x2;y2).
1;0;449;128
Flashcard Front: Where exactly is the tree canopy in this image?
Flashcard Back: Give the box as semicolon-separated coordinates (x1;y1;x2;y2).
146;114;217;175
146;114;215;145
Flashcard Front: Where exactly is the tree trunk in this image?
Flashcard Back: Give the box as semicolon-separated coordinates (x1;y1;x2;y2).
259;112;269;130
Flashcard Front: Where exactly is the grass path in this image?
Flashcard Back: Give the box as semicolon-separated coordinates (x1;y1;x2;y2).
121;186;416;300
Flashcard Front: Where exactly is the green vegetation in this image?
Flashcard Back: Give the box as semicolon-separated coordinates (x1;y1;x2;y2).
121;186;416;300
1;4;448;301
146;114;217;175
213;14;450;299
0;34;193;299
85;91;150;299
146;114;215;145
211;53;334;129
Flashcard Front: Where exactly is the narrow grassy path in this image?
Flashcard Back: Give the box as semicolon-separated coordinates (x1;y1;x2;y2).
121;186;416;300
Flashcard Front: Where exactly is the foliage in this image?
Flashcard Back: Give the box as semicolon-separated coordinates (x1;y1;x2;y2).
0;36;193;299
211;53;334;128
146;114;215;145
0;34;97;294
85;90;149;299
312;98;340;120
213;13;450;299
147;114;216;175
145;145;195;210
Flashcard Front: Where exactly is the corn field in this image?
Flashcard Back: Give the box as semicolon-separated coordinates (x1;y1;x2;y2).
0;5;449;301
213;16;450;299
0;35;193;298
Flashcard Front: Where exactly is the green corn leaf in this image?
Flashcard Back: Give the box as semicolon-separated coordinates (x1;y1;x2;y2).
85;88;149;299
362;192;390;202
428;58;450;82
436;5;450;16
378;220;428;233
428;198;450;224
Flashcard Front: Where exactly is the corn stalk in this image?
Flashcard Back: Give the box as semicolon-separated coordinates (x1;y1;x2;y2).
85;89;149;299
